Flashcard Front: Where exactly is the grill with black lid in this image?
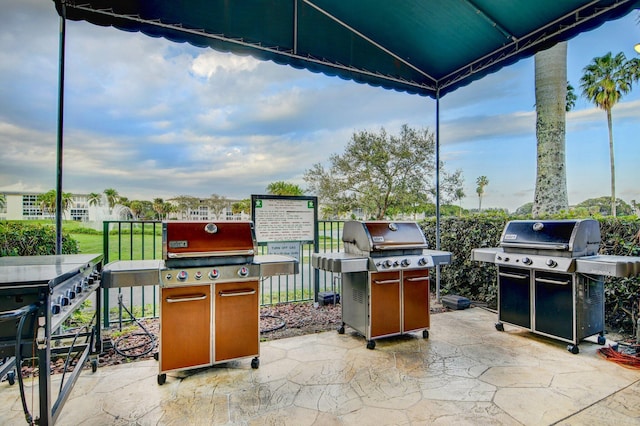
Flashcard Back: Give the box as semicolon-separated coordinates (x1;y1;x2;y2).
472;219;640;353
312;220;451;349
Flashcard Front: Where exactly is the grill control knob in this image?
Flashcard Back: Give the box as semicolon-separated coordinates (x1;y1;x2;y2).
66;289;76;300
401;258;411;267
177;270;188;281
382;260;392;269
208;269;220;280
194;271;203;280
418;257;427;266
238;267;249;277
546;259;557;268
51;303;61;315
521;257;532;265
58;296;70;307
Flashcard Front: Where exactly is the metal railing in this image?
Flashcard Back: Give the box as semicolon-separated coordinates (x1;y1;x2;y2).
101;220;344;327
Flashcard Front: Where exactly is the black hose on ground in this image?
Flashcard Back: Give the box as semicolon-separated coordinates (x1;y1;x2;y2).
260;314;286;333
113;294;157;359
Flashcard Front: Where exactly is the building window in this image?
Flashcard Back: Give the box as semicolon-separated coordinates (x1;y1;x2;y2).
70;208;89;221
22;195;42;219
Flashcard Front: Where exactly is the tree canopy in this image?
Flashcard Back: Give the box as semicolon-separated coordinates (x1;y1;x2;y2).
303;125;462;220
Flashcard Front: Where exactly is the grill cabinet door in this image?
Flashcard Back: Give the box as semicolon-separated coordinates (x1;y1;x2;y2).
534;272;573;341
498;267;531;329
370;271;401;338
403;270;430;332
214;281;259;362
160;285;211;372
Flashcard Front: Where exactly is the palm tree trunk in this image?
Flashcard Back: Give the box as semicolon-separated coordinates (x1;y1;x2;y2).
532;42;569;217
607;108;616;217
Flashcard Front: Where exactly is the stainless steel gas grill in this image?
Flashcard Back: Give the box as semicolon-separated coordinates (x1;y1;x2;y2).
0;254;103;425
101;221;298;385
312;221;451;349
472;219;640;353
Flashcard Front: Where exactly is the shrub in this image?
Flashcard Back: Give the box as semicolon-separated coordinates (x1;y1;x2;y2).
0;221;79;256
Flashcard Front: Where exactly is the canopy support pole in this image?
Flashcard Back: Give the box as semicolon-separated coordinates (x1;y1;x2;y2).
435;89;441;302
55;1;67;254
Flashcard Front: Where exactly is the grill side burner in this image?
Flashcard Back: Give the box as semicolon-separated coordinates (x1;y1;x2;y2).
312;220;451;349
472;219;640;354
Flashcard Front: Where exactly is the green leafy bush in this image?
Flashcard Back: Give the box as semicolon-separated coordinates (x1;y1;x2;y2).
0;221;79;256
421;216;640;336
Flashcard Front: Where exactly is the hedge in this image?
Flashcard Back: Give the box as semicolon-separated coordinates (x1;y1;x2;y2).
0;221;79;256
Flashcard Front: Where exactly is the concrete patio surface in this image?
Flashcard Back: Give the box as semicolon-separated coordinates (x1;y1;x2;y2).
1;307;639;425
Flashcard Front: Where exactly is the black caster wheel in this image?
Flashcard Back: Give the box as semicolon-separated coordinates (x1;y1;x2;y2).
366;340;376;350
7;371;15;386
422;330;429;339
91;359;98;373
597;335;606;345
153;352;159;361
338;325;345;335
251;357;260;369
495;322;504;332
567;344;579;354
157;374;166;385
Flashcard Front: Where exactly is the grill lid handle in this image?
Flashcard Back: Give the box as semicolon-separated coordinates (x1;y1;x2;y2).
500;242;569;250
166;249;255;258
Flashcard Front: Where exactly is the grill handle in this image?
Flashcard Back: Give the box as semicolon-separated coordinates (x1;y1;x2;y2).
373;279;401;285
167;249;255;258
406;277;430;282
535;277;570;286
219;289;257;297
500;242;568;250
165;294;207;303
498;272;529;280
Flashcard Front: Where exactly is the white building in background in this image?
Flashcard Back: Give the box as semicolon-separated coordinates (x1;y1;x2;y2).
0;191;248;222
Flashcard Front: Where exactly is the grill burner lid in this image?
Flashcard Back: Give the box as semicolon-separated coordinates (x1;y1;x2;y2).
342;221;428;256
500;219;600;257
163;221;257;267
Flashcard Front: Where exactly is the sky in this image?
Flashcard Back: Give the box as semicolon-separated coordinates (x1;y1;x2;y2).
1;1;639;213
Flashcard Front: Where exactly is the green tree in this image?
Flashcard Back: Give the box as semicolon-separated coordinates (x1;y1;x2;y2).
532;42;569;217
129;200;143;219
38;190;73;219
103;188;120;213
232;199;251;216
207;194;228;220
475;176;489;212
87;192;101;207
170;195;201;219
153;198;166;220
580;51;640;217
304;125;454;220
573;196;633;216
453;188;466;217
266;181;304;196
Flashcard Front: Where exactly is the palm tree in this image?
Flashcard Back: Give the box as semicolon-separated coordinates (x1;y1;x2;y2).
476;176;489;212
580;51;640;217
532;42;569;217
38;190;57;218
103;188;120;214
0;194;6;211
87;192;101;207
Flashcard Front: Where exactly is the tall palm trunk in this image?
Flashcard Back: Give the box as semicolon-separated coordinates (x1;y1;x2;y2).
606;108;616;217
532;42;569;217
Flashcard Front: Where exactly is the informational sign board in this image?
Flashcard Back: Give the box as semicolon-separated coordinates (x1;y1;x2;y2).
251;195;317;244
266;241;301;260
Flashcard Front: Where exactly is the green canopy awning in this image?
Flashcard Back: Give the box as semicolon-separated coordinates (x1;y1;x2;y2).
54;0;640;98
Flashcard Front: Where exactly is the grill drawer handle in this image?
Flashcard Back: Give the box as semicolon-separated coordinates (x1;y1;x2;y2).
165;294;207;303
219;289;257;297
406;277;430;282
373;279;401;285
498;272;529;280
535;277;570;286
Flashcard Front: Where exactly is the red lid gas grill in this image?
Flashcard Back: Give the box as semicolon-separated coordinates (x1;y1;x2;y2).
472;219;640;353
312;220;451;349
102;221;298;385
